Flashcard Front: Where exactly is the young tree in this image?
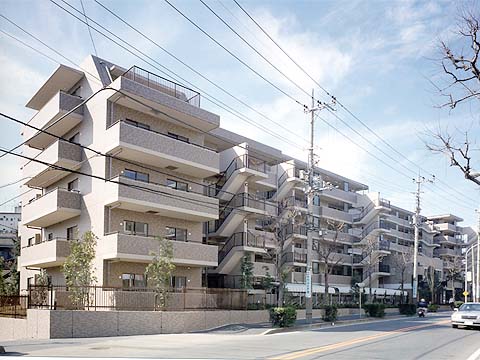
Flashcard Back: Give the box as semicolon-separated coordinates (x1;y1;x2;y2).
62;231;97;309
314;220;344;303
390;247;413;304
427;8;480;185
145;237;175;310
31;269;50;307
445;257;464;300
424;265;440;304
261;266;275;293
359;236;385;302
240;254;254;289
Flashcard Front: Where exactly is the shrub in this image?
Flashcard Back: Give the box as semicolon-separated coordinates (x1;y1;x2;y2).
454;301;464;308
363;303;386;318
399;304;416;315
269;306;297;327
322;305;338;322
428;304;439;312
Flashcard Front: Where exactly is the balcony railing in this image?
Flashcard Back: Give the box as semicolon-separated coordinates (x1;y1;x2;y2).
281;251;307;266
378;264;390;273
122;66;201;107
278;167;302;188
361;221;390;238
279;196;307;213
218;232;265;264
283;224;307;239
353;198;391;222
209;193;277;233
211;154;267;196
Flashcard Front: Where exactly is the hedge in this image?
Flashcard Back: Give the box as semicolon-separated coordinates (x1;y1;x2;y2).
269;306;297;327
363;303;386;318
399;304;417;315
322;305;338;322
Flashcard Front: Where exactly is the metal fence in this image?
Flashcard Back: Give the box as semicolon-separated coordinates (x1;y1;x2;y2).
28;285;250;311
0;295;28;318
122;66;201;107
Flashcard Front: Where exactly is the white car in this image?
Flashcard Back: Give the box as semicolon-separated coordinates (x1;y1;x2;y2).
451;302;480;329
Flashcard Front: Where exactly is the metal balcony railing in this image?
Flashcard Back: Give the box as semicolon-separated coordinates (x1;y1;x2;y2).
278;167;302;188
122;66;201;107
218;232;265;264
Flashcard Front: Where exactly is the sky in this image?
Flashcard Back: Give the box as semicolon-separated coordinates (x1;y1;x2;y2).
0;0;479;227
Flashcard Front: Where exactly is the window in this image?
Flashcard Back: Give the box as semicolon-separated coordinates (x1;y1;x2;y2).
123;169;149;183
166;179;188;192
67;178;79;191
27;277;34;288
165;226;187;241
313;195;320;206
47;233;53;241
167;132;189;143
67;226;78;240
124;221;148;236
313;262;320;274
122;273;146;288
171;276;187;289
28;237;34;247
125;119;150;131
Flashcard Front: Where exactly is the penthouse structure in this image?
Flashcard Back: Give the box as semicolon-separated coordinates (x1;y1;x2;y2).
17;56;470;303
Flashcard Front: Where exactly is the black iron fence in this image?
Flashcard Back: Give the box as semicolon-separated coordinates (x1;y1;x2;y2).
27;285;250;311
0;295;28;318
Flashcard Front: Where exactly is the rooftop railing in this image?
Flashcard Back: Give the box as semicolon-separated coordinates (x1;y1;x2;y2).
122;66;201;107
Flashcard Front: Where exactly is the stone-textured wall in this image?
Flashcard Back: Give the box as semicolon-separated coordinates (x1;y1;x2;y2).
109;208;203;242
114;176;218;218
8;309;269;339
0;318;27;340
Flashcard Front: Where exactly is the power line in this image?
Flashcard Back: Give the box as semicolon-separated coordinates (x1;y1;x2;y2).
232;0;478;208
93;0;309;147
0;17;294;196
79;0;98;56
0;177;32;189
47;0;305;151
199;0;312;100
162;0;307;108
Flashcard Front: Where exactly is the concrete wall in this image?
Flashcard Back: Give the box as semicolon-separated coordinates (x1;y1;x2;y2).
0;309;270;339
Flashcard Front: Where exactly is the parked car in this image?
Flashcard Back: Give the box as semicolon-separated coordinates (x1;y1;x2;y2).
451;302;480;329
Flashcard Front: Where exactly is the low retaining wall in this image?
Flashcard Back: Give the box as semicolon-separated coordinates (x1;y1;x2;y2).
0;309;270;340
0;318;27;340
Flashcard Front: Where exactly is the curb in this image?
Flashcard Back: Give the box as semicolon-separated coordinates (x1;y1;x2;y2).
263;315;419;335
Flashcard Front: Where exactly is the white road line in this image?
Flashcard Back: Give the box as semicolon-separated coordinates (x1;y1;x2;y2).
466;347;480;360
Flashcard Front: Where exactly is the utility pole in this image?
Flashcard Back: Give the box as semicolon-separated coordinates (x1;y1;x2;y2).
476;209;480;302
412;174;434;303
303;90;335;324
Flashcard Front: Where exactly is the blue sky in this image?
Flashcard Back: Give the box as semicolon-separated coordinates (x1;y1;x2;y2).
0;0;479;227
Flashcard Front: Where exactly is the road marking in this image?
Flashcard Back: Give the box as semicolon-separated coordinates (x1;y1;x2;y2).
466;347;480;360
268;319;450;360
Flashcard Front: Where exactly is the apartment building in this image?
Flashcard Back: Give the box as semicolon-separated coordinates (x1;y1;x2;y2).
18;57;220;290
17;56;471;303
0;206;20;261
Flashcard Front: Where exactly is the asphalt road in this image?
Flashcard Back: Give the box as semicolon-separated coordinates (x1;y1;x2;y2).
2;313;480;359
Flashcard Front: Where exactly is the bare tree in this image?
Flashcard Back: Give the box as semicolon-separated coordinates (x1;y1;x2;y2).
314;220;344;303
391;247;413;304
445;257;464;301
427;9;479;185
359;236;385;301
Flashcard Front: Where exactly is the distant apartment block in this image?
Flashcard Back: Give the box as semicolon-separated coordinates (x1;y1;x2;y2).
18;56;472;303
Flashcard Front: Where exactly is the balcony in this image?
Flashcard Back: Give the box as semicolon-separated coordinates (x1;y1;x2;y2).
279;196;307;214
281;251;307;266
101;232;217;267
21;238;71;267
435;235;459;245
213;154;268;201
315;206;353;223
108;66;219;132
216;232;267;274
105;120;219;178
22;188;82;227
435;223;459;233
354;198;391;223
25;91;84;149
320;188;357;204
434;248;459;257
104;175;219;222
24;140;82;188
275;166;303;201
